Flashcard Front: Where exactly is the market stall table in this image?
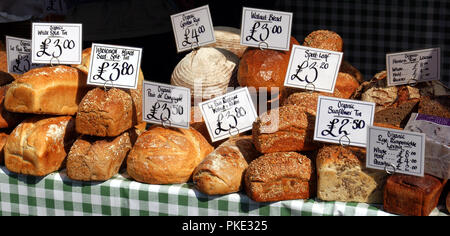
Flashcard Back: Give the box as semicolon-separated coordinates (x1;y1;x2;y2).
0;166;446;216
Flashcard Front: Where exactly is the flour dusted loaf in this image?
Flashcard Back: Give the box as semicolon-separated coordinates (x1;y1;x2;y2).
316;145;387;203
4;116;76;176
245;152;315;202
209;26;248;58
127;126;214;184
66;132;132;181
4;66;89;115
383;174;447;216
76;87;133;137
252;104;319;153
193;136;259;195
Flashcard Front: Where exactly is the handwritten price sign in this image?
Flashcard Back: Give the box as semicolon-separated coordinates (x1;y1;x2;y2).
199;87;258;142
284;45;343;93
87;43;142;90
31;22;82;65
366;126;425;177
142;81;190;129
6;36;43;74
240;7;293;51
170;5;216;53
314;96;375;147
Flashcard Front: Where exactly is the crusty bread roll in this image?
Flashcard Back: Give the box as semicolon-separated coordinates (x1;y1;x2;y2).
384;174;446;216
66;132;132;181
4;116;76;176
316;145;387;203
252;104;319;154
4;66;89;115
340;60;363;83
76;87;133;137
193;136;260;195
303;30;343;52
0;132;8;164
0;85;24;129
334;72;360;99
238;36;299;93
127;126;214;184
245;152;315;202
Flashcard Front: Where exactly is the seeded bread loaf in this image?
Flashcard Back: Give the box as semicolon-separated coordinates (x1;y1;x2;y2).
245;152;315;202
303;30;343;52
193;136;259;195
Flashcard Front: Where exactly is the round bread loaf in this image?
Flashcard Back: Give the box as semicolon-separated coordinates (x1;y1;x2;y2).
209;26;247;58
340;60;363;83
4;116;76;176
4;65;89;115
334;72;360;99
237;36;299;93
76;87;133;137
303;30;343;52
127;126;214;184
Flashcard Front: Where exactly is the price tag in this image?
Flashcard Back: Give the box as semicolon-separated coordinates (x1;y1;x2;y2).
87;43;143;90
199;87;258;143
386;48;440;87
240;7;293;51
6;36;43;74
314;96;375;147
31;22;82;64
366;126;426;177
142;81;191;129
284;45;343;93
170;5;216;53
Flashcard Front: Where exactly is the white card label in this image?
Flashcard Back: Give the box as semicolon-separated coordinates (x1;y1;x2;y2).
199;87;258;142
314;96;375;147
87;43;143;90
240;7;293;51
170;5;216;53
31;22;82;64
6;36;43;74
386;48;440;86
284;45;343;93
142;81;191;129
366;126;426;177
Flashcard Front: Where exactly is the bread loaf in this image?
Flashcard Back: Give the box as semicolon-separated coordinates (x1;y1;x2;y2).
303;30;343;52
4;116;76;176
66;132;132;181
316;145;387;203
209;26;248;58
418;96;450;119
0;133;8;164
383;174;446;216
193;136;259;195
334;72;360;99
0;85;24;129
127;126;214;184
245;152;315;202
340;61;363;83
252;104;319;153
76;87;133;137
4;66;89;115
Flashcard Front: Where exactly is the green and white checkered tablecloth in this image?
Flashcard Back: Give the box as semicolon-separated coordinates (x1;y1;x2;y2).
0;166;446;216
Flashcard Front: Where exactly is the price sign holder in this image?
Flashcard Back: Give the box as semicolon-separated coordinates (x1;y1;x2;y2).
6;36;44;74
313;96;375;148
386;48;440;87
86;43;143;90
284;45;343;93
366;126;426;177
31;22;82;65
240;7;293;51
170;5;216;53
199;87;258;143
142;81;191;129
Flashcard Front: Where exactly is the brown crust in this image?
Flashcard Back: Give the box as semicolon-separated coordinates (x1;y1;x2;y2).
252;104;319;153
0;51;20;81
4;66;89;115
383;174;446;216
237;37;299;93
0;132;8;165
418;96;450;119
0;85;25;129
76;87;133;137
244;152;313;202
66;132;132;181
334;72;360;99
126;126;214;184
4;116;76;176
193;136;260;195
303;30;343;52
339;61;363;83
